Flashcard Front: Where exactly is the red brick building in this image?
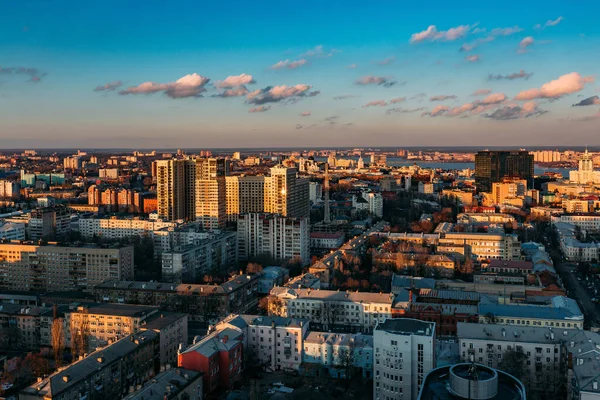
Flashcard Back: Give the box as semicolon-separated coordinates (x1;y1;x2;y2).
178;328;243;393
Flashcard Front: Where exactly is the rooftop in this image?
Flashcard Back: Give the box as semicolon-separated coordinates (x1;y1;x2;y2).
123;368;202;400
271;287;394;304
457;322;580;344
72;303;159;318
418;364;526;400
375;318;435;336
479;296;583;321
488;260;533;270
180;328;242;358
219;314;308;330
391;275;436;291
21;330;158;398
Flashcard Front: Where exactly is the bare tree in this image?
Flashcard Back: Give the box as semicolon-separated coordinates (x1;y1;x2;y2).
51;318;66;367
70;313;90;359
337;341;356;380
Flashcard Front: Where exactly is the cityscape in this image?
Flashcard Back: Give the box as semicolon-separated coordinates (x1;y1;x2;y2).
2;1;600;400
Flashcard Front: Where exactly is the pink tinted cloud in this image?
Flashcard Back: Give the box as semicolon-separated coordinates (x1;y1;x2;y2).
518;37;534;53
119;73;210;98
363;100;387;107
271;59;308;70
410;24;472;43
216;74;255;88
248;106;271;113
482;93;506;104
465;55;480;62
514;72;595;100
246;84;315;104
472;89;492;96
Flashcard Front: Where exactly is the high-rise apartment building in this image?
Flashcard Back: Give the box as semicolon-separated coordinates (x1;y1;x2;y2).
63;155;83;170
374;319;436;400
195;158;228;229
0;241;134;291
264;165;310;219
155;159;196;221
225;175;265;222
237;213;310;265
0;180;20;199
474;150;534;192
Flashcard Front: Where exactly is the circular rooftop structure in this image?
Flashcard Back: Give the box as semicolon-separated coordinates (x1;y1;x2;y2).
447;364;499;400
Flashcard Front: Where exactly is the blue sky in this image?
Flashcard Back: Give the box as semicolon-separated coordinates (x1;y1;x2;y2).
1;0;599;148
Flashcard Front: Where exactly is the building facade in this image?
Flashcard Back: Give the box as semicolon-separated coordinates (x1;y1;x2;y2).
0;242;134;291
374;319;436;400
237;213;310;266
475;150;534;193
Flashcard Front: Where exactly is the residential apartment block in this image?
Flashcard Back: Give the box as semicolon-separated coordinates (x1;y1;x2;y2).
374;319;436;400
0;241;134;291
94;274;259;323
237;213;310;266
20;330;160;400
269;287;394;333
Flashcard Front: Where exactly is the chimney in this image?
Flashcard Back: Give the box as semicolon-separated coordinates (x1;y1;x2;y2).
222;335;228;344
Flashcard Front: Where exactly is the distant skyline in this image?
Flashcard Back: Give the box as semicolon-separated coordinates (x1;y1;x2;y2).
1;0;599;148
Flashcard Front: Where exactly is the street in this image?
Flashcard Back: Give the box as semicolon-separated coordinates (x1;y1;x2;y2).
555;260;600;329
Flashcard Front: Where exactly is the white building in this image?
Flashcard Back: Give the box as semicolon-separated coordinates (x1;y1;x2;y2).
216;314;309;371
457;322;565;395
478;296;584;330
553;214;600;232
362;192;384;217
374;319;436;400
0;222;26;240
569;149;600;184
303;331;374;378
237;213;310;265
269;287;394;333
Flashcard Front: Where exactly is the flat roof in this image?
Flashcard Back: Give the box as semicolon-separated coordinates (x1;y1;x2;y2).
123;368;202;400
375;318;435;336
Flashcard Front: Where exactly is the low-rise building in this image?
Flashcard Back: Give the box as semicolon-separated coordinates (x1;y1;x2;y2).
216;314;309;372
123;368;203;400
478;296;584;330
303;331;373;379
20;330;160;400
94;275;258;323
269;287;394;333
178;328;243;394
457;322;566;397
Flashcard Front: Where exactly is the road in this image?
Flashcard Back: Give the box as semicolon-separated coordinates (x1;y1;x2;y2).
555;260;600;329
